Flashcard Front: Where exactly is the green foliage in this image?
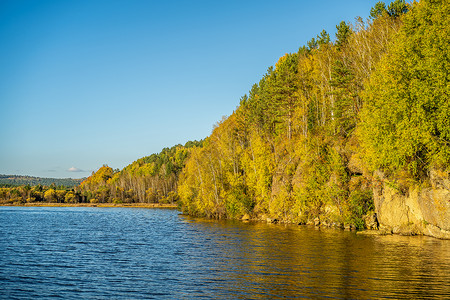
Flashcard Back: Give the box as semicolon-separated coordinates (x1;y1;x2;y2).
387;0;408;18
359;0;450;178
7;0;441;232
177;1;418;225
370;0;408;20
307;37;318;51
76;141;201;204
330;59;358;136
317;30;330;46
335;21;352;50
0;184;79;204
0;142;202;205
370;2;387;19
347;190;374;228
269;52;300;139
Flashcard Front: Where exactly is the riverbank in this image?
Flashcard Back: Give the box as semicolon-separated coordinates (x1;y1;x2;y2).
0;202;178;209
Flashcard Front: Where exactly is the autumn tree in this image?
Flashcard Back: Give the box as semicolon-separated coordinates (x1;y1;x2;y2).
359;0;449;178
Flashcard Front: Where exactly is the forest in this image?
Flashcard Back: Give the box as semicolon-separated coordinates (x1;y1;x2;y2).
74;141;202;204
177;0;449;227
0;141;202;205
0;176;83;204
0;184;79;204
2;0;448;230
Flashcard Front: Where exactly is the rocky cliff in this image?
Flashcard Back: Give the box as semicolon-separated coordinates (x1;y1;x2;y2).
372;169;450;239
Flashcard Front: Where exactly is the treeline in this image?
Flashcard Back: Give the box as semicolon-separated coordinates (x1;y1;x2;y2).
177;0;449;227
0;176;83;205
0;185;80;205
0;142;203;206
4;0;448;231
0;175;83;188
74;141;203;204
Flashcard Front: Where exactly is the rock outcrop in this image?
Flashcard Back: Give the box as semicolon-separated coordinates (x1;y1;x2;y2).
372;169;450;239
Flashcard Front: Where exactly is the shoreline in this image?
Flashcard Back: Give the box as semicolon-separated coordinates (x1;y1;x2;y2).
0;202;178;209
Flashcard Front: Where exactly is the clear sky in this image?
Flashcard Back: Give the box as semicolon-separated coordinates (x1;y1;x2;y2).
0;0;380;179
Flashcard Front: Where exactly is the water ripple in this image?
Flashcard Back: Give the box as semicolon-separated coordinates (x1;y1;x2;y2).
0;207;449;299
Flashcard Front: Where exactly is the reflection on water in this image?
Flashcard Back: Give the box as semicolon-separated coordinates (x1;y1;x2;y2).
180;217;450;299
0;207;449;299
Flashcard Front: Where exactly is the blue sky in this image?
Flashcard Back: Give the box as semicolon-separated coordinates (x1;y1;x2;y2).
0;0;380;179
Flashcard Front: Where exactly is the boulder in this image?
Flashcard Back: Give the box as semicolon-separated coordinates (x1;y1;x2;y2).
363;213;379;230
241;214;250;221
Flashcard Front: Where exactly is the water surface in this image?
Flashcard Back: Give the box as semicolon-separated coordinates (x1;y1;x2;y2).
0;207;449;299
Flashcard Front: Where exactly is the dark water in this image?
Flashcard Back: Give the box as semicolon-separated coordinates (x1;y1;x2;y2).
0;207;449;299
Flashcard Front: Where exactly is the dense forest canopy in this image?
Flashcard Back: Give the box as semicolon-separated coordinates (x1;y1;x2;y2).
359;0;450;179
2;0;448;232
74;140;203;204
0;175;84;205
177;0;449;226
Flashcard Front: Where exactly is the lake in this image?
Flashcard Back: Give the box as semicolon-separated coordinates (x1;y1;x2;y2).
0;207;449;299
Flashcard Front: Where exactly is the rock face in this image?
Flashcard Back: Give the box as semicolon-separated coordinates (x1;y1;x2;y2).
372;169;450;239
363;213;379;230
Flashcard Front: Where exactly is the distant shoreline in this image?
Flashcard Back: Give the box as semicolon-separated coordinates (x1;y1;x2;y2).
0;203;178;209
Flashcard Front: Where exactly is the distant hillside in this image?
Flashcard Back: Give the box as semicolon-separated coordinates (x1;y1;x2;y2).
76;140;203;204
0;175;84;188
